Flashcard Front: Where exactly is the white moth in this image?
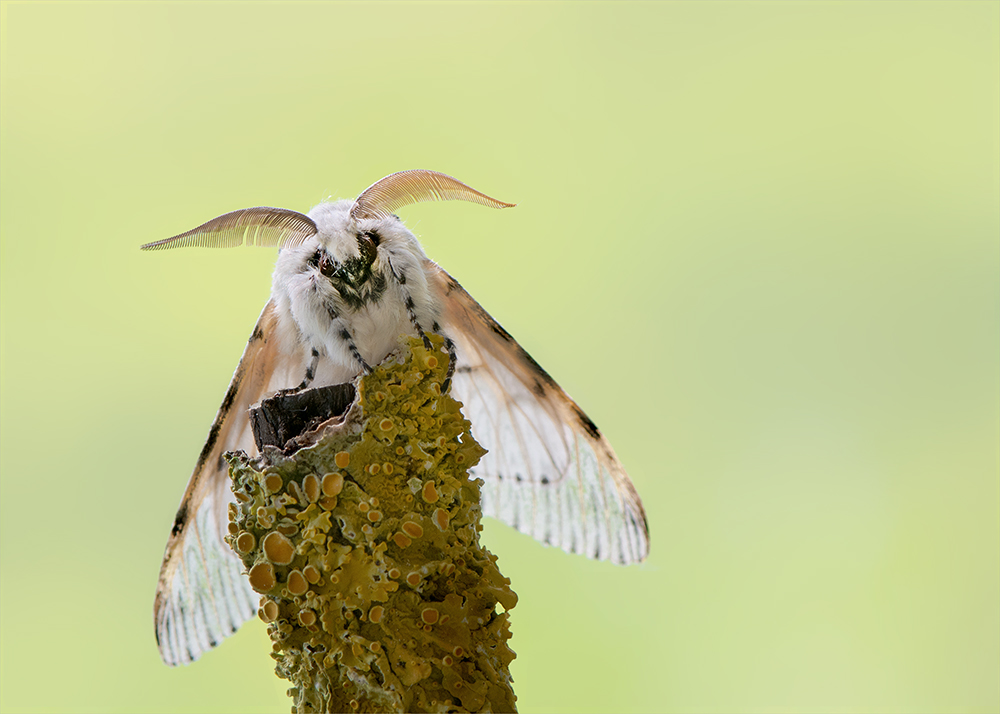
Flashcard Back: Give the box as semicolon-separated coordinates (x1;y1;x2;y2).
145;170;649;666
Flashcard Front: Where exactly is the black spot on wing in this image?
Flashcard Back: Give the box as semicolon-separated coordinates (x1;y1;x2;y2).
193;348;247;473
196;419;223;472
490;322;513;342
473;293;563;393
516;344;559;389
447;267;559;390
171;502;188;536
573;404;602;439
634;508;651;541
218;376;240;414
479;306;514;343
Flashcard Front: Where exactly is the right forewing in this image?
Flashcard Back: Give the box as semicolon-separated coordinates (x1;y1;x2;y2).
428;263;649;565
153;300;306;665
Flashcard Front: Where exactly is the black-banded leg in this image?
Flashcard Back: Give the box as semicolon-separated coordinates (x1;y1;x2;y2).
278;348;321;396
326;301;371;375
298;348;321;390
403;293;432;350
338;327;372;374
388;258;432;350
432;320;458;392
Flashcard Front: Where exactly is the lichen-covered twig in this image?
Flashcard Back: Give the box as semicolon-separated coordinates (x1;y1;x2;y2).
225;335;518;713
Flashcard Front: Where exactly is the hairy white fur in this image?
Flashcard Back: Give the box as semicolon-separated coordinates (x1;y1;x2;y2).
272;200;440;384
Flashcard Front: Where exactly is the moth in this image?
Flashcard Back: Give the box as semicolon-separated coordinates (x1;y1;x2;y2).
145;170;649;666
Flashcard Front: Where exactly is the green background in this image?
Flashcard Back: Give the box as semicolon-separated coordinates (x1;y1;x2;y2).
1;2;997;712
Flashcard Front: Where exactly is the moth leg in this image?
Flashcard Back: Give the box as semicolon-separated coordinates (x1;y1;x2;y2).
387;258;432;350
432;320;458;391
275;348;320;396
296;348;320;390
405;294;433;350
325;302;372;374
337;327;372;374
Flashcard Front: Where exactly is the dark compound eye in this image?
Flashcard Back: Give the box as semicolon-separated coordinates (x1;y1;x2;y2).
318;252;336;279
357;231;379;267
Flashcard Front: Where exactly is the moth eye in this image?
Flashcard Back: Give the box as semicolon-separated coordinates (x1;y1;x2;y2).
318;252;337;279
357;231;379;266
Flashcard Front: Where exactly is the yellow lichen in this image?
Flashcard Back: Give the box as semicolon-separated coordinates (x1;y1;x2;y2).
263;532;295;565
321;473;343;497
287;570;308;596
276;523;299;537
226;335;517;713
303;474;320;503
303;565;321;584
401;521;424;539
261;599;280;623
248;562;276;593
235;531;256;554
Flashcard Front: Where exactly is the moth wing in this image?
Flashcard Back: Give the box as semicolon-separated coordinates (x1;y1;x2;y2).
154;300;305;665
428;263;649;564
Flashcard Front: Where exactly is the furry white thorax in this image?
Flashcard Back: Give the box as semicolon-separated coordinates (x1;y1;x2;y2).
271;200;440;384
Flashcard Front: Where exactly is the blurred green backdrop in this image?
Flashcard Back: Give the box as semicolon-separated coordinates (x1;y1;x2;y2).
1;2;997;712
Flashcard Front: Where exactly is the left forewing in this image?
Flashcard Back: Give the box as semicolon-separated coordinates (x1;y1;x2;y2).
153;300;306;665
427;262;649;564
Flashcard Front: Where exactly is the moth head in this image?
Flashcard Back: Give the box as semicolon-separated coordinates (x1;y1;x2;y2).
298;201;385;288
